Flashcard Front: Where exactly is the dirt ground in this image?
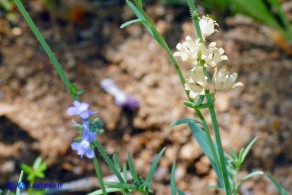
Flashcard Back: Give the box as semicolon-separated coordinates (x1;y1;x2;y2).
0;0;292;194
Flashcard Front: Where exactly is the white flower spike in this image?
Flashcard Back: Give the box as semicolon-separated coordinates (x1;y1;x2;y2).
213;65;243;91
174;36;201;65
199;16;218;39
184;66;208;99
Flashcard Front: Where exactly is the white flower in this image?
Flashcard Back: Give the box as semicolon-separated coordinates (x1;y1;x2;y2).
213;65;243;91
200;42;228;68
199;16;218;39
174;36;201;65
184;66;208;99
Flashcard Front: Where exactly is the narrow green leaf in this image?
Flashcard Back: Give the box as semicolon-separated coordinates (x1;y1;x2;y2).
127;153;140;185
170;162;177;195
240;137;257;164
267;174;287;195
123;163;128;183
93;155;107;195
126;0;145;21
33;157;42;169
103;181;136;190
120;19;143;29
177;189;186;195
145;147;166;185
137;0;143;7
241;171;264;182
94;141;125;184
206;185;221;189
229;147;238;159
266;0;292;32
35;172;45;178
1;0;12;10
16;171;23;195
88;188;123;195
171;118;224;188
113;154;121;171
21;164;32;174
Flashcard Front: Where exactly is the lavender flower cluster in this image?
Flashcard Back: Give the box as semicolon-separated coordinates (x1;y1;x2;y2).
67;101;98;159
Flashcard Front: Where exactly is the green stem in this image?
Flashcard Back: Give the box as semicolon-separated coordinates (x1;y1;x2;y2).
207;92;231;195
93;154;107;195
186;0;203;43
14;0;76;100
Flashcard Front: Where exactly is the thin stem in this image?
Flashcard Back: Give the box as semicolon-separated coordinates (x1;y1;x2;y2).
93;154;107;195
14;0;76;100
186;0;203;43
207;92;231;195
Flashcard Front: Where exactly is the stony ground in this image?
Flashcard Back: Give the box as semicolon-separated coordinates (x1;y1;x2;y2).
0;1;291;194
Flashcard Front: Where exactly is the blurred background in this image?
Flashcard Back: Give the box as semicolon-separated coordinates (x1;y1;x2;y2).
0;0;291;194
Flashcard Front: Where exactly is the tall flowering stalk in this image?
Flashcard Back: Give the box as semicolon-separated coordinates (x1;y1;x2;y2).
123;0;287;194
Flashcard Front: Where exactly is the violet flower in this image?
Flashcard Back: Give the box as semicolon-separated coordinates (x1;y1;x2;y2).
67;100;97;119
100;78;139;110
71;128;96;159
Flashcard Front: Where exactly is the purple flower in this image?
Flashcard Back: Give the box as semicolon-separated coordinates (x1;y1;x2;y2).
100;78;139;111
116;95;139;110
71;129;96;159
67;100;97;119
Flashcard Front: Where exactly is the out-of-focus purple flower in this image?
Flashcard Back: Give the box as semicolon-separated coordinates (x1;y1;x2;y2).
67;100;97;119
71;129;96;159
116;95;139;110
100;78;139;111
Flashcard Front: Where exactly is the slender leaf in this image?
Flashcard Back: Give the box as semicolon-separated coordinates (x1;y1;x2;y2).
177;189;186;195
241;171;264;182
123;163;128;183
94;141;125;184
127;153;140;185
240;137;257;164
206;185;221;189
171;118;224;188
229;147;238;159
145;147;166;185
113;154;121;171
267;174;287;195
121;19;142;29
170;162;177;195
126;0;145;21
103;181;136;190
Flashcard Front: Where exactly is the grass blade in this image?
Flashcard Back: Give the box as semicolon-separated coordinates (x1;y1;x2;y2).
240;137;257;164
171;118;224;189
127;153;140;185
120;19;142;29
145;147;166;185
170;161;177;195
267;174;287;195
